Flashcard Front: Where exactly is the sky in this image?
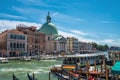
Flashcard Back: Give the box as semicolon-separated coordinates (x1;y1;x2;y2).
0;0;120;46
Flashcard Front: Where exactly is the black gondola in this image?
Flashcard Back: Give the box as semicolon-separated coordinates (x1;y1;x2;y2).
13;74;19;80
54;72;69;80
27;73;38;80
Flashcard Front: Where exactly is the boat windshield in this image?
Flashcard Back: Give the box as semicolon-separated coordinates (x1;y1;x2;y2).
63;57;80;64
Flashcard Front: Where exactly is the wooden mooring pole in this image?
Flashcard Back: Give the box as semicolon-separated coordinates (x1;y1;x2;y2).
49;72;51;80
105;65;109;80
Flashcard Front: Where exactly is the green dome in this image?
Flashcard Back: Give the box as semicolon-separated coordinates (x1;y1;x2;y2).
38;22;58;35
38;12;58;35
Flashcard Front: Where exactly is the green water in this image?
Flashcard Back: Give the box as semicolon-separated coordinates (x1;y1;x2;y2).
0;60;62;80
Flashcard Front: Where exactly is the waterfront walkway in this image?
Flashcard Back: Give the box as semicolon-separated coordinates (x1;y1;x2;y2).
5;55;58;60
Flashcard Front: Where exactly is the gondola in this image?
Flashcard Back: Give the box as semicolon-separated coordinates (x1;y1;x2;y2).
27;73;38;80
54;72;69;80
61;67;87;80
13;74;19;80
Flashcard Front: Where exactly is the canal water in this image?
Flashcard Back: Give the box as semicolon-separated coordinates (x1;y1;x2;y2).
0;60;62;80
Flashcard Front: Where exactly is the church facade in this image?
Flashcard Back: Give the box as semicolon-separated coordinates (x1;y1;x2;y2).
38;12;67;54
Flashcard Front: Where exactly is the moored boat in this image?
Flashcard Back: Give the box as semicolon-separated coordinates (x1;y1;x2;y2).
20;56;31;61
0;57;8;63
27;73;38;80
62;53;106;66
13;74;19;80
50;52;109;80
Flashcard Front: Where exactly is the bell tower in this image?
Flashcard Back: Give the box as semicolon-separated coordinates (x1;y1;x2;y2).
46;12;51;23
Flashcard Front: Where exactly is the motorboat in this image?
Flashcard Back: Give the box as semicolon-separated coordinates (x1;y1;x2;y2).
0;57;8;63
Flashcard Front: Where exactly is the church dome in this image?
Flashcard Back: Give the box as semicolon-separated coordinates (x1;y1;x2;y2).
38;12;58;35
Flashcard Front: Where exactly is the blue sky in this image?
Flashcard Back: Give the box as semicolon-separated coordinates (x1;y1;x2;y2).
0;0;120;46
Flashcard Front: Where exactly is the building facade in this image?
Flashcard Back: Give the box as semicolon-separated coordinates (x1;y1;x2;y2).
0;12;67;56
45;35;67;54
16;25;45;55
67;37;80;53
0;30;27;57
79;42;93;53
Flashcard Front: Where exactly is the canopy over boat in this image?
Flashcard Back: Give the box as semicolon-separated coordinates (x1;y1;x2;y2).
63;53;105;58
111;61;120;75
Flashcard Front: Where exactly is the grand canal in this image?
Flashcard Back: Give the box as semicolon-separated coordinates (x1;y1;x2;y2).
0;60;62;80
0;52;109;80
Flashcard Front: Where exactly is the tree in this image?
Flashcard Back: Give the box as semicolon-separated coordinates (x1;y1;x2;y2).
92;42;98;49
104;44;109;51
91;42;109;51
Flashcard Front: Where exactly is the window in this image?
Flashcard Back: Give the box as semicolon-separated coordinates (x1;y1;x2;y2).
48;37;50;41
20;35;22;40
23;36;25;40
10;34;13;39
20;43;22;48
14;35;16;39
17;42;19;48
23;43;25;48
10;42;13;49
13;42;16;48
35;39;38;43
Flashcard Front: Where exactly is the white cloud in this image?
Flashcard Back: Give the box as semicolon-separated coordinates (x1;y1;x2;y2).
12;6;25;14
0;19;119;47
59;28;120;46
40;18;45;23
52;12;58;17
100;39;114;44
0;13;25;19
58;30;95;42
98;39;120;46
70;30;87;35
58;30;76;37
17;0;58;8
0;20;41;32
98;39;114;45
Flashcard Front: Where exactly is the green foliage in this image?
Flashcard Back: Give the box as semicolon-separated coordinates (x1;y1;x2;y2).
92;42;109;51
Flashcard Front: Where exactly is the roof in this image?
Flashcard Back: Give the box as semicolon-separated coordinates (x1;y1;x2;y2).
38;22;58;35
111;61;120;75
7;29;24;34
53;35;66;41
63;53;105;58
38;12;58;35
0;29;24;36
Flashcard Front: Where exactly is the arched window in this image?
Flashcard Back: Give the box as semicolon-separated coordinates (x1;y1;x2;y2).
17;42;19;48
13;42;16;48
48;37;50;41
23;43;25;48
10;34;13;39
16;35;18;39
35;39;38;43
20;43;22;48
22;43;24;48
23;36;25;40
10;42;13;49
14;35;16;39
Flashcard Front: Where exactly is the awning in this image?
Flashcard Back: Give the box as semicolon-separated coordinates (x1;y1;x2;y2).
62;65;75;69
111;61;120;75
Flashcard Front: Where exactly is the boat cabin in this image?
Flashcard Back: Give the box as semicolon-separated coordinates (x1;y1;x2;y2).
63;53;105;66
